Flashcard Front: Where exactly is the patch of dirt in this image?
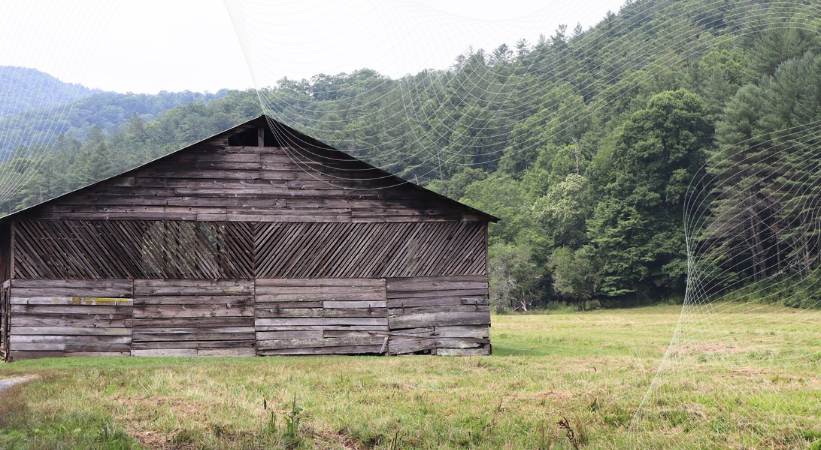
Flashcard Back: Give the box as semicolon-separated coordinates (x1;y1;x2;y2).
117;394;207;419
124;426;170;450
0;374;40;392
730;366;768;377
305;423;366;450
114;395;208;450
514;390;574;401
670;342;745;356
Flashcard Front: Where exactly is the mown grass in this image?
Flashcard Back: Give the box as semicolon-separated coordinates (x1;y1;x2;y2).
0;305;818;449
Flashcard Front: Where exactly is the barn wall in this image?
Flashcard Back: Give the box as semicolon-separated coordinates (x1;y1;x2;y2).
5;276;491;358
3;123;493;359
13;220;487;280
0;226;9;359
7;279;133;360
13;220;255;280
255;278;388;355
24;140;484;223
0;223;10;283
255;222;486;278
386;276;491;355
131;280;255;356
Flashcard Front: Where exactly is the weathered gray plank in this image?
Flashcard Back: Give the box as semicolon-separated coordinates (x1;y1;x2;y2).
12;327;131;336
132;348;196;357
133;305;253;319
433;326;489;338
255;278;385;288
11;288;133;298
386;289;488;299
257;345;383;355
133;332;256;342
323;301;386;309
11;335;131;344
11;305;133;315
388;311;489;329
435;346;490;356
11;297;134;306
256;330;323;340
257;336;384;350
255;318;388;327
387;297;487;308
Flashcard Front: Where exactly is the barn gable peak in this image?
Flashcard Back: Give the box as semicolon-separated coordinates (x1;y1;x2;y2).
0;114;498;223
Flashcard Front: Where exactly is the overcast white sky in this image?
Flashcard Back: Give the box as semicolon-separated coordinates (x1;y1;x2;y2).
0;0;624;94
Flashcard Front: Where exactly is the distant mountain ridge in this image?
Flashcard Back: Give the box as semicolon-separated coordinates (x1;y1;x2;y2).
0;66;97;117
0;66;225;153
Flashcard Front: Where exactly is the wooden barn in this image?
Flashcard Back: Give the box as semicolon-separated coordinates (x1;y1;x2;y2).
0;115;497;360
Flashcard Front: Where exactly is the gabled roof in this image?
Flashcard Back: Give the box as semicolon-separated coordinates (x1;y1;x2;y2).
0;114;498;224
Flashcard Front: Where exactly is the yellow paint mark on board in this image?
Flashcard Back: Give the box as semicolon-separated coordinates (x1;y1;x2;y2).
70;297;131;305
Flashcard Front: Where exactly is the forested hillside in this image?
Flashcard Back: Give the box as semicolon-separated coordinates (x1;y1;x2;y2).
0;0;818;309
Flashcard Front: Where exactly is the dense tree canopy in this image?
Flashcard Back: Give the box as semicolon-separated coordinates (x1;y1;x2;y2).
0;0;818;310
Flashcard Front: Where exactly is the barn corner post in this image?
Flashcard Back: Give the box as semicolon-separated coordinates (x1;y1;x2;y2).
0;115;495;359
485;221;492;356
0;222;13;361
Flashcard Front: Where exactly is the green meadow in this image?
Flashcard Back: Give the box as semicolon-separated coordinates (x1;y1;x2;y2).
1;305;819;449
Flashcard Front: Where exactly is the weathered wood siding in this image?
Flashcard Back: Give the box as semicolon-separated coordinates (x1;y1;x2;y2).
8;279;133;359
13;220;255;280
13;220;487;280
23;129;483;223
255;222;486;278
0;282;9;359
255;278;388;355
387;276;491;355
132;280;255;356
5;276;490;357
2;120;494;359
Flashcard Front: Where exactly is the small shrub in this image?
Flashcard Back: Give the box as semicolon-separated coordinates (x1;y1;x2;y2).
537;419;559;450
283;396;303;449
262;397;278;436
171;428;199;446
97;419;132;449
558;416;589;449
582;299;601;311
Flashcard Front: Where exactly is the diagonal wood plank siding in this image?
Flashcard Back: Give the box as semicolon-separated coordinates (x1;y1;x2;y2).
14;220;487;280
254;221;486;278
13;220;254;280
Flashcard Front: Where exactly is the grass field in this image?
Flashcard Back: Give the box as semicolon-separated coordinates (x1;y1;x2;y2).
0;305;819;449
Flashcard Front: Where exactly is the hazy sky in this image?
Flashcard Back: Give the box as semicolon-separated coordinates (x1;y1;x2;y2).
0;0;624;94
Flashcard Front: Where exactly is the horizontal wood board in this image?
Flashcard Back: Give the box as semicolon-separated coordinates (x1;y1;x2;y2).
8;280;133;359
386;276;491;355
7;276;491;358
255;278;388;355
131;279;255;356
22;125;485;223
